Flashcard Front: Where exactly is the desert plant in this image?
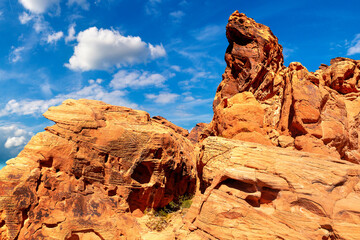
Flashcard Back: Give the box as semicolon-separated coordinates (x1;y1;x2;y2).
144;194;194;232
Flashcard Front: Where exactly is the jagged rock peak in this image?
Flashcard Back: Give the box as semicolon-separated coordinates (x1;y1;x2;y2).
213;11;284;109
207;11;360;162
1;11;360;240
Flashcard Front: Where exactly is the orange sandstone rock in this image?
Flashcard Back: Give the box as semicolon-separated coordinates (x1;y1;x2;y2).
1;10;360;240
187;123;209;144
0;99;196;239
210;11;360;162
182;137;360;240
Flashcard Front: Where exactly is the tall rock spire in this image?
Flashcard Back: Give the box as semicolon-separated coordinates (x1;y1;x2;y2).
213;11;284;109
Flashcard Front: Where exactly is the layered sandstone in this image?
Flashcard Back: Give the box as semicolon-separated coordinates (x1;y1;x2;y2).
188;123;209;144
209;11;360;162
0;99;196;239
0;10;360;240
181;137;360;240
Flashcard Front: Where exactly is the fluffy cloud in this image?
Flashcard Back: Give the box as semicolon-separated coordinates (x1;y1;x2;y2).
47;31;64;43
169;10;185;22
19;12;33;24
110;70;166;89
65;24;76;43
19;0;60;14
178;68;218;89
67;0;90;10
19;12;50;34
347;34;360;55
65;27;166;71
149;44;166;59
145;92;179;104
0;124;34;163
5;136;26;149
9;46;25;63
283;47;295;58
193;25;223;41
0;69;27;81
0;81;137;117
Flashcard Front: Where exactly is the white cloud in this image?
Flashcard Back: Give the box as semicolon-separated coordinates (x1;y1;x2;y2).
47;31;64;44
0;11;4;20
65;24;76;43
0;81;137;117
19;13;50;33
9;46;25;63
65;27;166;71
149;43;166;59
88;78;103;84
171;65;181;72
0;125;33;149
193;25;224;41
178;68;218;89
169;10;185;22
283;47;295;58
5;136;26;149
347;34;360;55
0;69;27;81
0;124;34;163
110;70;166;89
19;0;60;14
30;15;50;33
40;82;53;96
145;92;179;104
19;12;34;24
67;0;90;10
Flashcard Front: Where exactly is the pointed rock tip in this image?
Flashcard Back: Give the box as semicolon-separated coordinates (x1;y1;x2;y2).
229;10;248;21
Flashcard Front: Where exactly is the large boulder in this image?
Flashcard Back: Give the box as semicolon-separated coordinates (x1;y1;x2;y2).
0;99;196;239
182;137;360;239
209;11;360;162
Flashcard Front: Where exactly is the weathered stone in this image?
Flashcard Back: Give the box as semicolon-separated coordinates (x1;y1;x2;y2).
0;99;196;239
188;123;209;144
182;137;360;240
152;116;189;137
1;10;360;240
210;11;360;161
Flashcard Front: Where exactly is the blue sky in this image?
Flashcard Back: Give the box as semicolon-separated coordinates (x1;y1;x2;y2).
0;0;360;167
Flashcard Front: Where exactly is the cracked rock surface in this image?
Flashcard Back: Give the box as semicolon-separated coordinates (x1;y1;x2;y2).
207;11;360;162
1;10;360;240
181;137;360;240
0;99;196;239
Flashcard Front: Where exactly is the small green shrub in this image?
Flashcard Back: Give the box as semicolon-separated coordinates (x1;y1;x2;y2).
179;195;192;209
144;194;193;232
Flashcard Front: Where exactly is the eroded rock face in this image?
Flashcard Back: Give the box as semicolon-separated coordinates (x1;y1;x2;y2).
187;123;209;144
0;99;196;240
151;116;189;137
213;11;284;109
210;11;360;162
182;137;360;240
1;10;360;240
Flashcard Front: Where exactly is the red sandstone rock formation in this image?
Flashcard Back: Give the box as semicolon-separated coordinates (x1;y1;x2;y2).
0;99;196;239
151;116;189;137
181;137;360;239
209;11;360;162
187;123;209;144
0;10;360;240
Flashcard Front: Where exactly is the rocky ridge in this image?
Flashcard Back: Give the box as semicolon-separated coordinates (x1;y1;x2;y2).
209;11;360;162
0;99;196;239
0;10;360;240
